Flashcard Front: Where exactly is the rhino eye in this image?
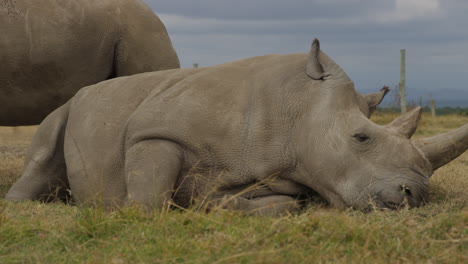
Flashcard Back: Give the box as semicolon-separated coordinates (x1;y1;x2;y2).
353;133;370;142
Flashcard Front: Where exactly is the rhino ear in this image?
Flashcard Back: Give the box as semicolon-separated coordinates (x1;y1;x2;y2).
306;38;324;80
386;107;422;139
305;38;351;82
365;86;390;116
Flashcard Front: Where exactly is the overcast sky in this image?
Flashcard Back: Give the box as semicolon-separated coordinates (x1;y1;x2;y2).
144;0;468;106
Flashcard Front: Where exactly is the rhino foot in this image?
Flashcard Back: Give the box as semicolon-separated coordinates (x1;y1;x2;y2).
219;194;301;217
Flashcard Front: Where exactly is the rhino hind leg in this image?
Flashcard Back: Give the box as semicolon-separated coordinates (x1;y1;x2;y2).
220;195;301;217
6;103;71;202
125;140;182;210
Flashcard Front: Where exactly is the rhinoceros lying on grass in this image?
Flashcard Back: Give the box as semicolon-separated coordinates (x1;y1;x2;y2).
6;39;468;215
0;0;179;126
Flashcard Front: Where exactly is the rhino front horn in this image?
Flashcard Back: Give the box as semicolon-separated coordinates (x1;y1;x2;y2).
414;123;468;171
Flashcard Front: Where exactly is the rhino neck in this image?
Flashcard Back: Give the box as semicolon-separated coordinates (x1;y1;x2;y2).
288;80;364;207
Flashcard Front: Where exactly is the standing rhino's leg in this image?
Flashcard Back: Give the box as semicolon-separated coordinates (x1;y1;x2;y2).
220;195;301;217
6;103;70;202
125;140;182;210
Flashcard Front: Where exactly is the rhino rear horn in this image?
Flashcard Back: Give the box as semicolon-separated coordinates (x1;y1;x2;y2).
365;86;390;116
306;38;351;82
386;107;422;139
414;124;468;171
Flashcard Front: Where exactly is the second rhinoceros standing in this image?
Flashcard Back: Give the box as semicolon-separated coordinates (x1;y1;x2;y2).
6;39;468;215
0;0;179;125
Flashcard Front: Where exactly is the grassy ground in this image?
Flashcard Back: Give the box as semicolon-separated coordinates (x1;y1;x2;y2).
0;113;467;263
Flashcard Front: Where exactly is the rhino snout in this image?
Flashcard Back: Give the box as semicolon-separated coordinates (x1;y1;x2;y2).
375;183;428;210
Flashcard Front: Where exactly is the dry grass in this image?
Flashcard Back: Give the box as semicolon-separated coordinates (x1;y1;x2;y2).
0;114;467;263
0;126;36;198
372;112;468;137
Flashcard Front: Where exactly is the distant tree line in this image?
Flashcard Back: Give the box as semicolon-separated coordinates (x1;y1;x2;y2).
373;85;468;115
377;106;468;116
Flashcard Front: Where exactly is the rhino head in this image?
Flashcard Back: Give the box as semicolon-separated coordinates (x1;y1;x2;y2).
291;39;468;211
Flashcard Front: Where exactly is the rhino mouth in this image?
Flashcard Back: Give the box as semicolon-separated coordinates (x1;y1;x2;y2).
349;174;429;212
367;184;429;211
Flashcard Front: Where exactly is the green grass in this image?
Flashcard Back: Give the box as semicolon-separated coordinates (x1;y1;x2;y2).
0;114;467;263
0;202;466;263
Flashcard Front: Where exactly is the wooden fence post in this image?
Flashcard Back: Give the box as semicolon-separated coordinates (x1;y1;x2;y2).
430;99;436;117
399;49;407;113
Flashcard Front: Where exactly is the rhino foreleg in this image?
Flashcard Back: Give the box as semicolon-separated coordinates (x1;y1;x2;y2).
220;195;301;217
125;140;182;210
6;103;70;202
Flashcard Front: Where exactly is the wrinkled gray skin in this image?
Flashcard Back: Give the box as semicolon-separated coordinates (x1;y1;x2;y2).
0;0;179;125
6;39;468;216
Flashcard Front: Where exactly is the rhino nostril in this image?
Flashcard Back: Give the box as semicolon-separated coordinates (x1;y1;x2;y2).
400;185;412;197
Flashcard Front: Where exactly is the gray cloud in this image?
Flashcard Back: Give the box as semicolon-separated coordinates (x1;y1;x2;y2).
144;0;468;106
146;0;389;21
